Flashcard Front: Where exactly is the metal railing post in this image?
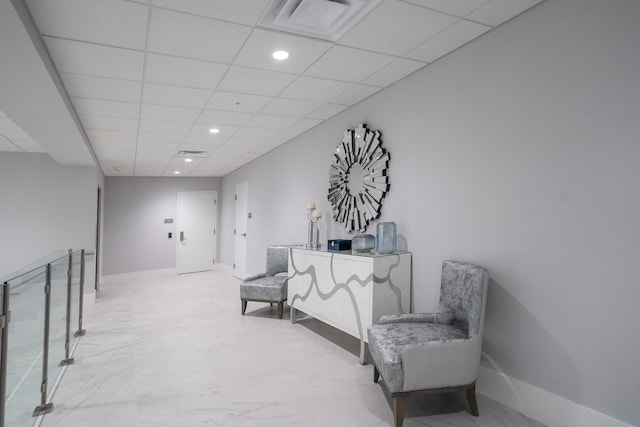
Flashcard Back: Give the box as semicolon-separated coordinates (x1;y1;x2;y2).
33;264;53;416
0;282;10;427
74;249;86;337
60;249;74;366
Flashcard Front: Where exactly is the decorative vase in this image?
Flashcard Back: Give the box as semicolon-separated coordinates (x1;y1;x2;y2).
376;222;397;254
352;234;375;253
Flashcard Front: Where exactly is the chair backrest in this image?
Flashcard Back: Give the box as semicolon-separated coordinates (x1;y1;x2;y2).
438;260;489;338
265;245;289;276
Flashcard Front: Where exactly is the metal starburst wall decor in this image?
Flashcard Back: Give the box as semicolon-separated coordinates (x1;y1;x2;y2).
328;124;390;233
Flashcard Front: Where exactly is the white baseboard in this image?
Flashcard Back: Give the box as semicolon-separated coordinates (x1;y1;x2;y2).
477;366;632;427
100;267;177;284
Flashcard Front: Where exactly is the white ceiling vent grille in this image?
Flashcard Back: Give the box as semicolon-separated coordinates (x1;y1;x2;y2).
258;0;381;42
176;150;208;158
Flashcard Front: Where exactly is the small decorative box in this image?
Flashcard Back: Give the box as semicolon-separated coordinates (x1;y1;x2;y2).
328;239;352;251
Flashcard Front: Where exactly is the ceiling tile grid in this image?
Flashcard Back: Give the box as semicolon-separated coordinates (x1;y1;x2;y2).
12;0;542;176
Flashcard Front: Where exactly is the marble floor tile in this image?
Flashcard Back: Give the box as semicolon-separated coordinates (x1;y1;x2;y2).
35;269;545;427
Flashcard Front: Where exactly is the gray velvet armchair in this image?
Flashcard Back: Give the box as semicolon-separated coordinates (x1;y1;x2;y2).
240;245;289;319
367;260;489;427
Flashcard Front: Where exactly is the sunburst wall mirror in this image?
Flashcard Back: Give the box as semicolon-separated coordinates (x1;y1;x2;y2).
328;124;390;233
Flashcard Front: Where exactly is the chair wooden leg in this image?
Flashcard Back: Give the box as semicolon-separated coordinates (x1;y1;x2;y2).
466;384;479;416
392;396;405;427
241;300;247;315
373;365;380;383
277;302;283;319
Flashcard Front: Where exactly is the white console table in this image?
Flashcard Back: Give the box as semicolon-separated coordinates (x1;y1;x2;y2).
287;247;411;364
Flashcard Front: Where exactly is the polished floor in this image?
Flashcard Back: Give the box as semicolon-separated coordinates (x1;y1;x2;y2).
38;268;545;427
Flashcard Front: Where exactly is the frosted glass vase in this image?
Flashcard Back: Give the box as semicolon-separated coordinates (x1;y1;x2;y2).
376;222;397;254
352;234;375;253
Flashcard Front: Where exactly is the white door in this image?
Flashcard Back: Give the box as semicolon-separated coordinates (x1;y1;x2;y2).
177;191;217;274
233;182;248;279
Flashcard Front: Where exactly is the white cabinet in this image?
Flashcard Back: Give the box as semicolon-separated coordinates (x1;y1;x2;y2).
287;248;412;364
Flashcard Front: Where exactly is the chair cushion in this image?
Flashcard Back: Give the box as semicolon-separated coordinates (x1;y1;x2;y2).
240;275;287;302
367;322;467;393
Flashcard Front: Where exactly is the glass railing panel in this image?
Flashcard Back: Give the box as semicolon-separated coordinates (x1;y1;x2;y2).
69;251;82;347
47;255;70;396
4;266;48;426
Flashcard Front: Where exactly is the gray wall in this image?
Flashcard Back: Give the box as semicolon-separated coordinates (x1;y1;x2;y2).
0;152;100;286
102;176;221;275
219;0;640;424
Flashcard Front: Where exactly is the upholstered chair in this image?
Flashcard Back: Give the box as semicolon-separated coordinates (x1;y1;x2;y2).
240;245;289;319
367;260;489;427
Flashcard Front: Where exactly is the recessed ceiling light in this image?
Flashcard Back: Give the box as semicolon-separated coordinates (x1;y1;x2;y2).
174;171;180;175
209;128;220;134
185;158;193;163
272;50;289;60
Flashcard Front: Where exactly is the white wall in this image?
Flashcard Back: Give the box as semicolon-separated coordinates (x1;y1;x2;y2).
220;0;640;424
102;177;221;275
0;152;100;287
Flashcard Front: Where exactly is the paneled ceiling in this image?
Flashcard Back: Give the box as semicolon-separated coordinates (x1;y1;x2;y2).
1;0;543;177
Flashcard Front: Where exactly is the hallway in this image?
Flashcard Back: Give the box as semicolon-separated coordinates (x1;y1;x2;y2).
38;268;543;427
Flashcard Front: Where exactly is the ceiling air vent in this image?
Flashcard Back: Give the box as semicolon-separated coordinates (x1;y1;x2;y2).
258;0;381;42
176;150;208;158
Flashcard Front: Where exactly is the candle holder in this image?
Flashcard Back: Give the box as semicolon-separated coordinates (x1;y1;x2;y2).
306;207;315;249
311;210;322;250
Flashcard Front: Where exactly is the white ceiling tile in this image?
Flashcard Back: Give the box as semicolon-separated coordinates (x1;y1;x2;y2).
304;45;396;83
250;143;274;154
234;29;333;74
86;129;137;148
402;0;489;17
142;83;212;108
135;148;176;158
144;53;228;89
80;115;139;131
233;127;280;140
148;8;251;63
331;84;381;105
218;66;297;97
280;76;352;102
187;124;237;141
44;37;144;80
362;58;427;87
213;144;254;157
405;19;491;62
152;0;270;25
244;114;300;129
135;168;167;176
272;128;304;141
138;131;184;145
60;73;142;102
198;110;254;126
139;119;192;134
71;98;140;119
206;92;273;113
27;0;148;50
141;104;201;122
260;98;321;117
466;0;543;27
289;118;323;132
307;103;349;120
339;0;457;56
